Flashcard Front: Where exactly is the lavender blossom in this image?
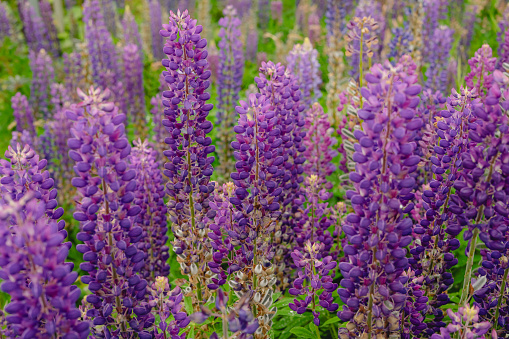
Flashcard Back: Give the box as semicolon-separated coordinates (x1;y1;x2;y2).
149;0;164;60
289;242;338;326
216;5;245;179
0;198;89;338
424;26;454;94
0;144;63;220
160;9;216;309
68;87;151;336
29;48;54;119
122;43;147;136
130;139;169;280
465;44;497;101
287;38;322;108
337;56;422;337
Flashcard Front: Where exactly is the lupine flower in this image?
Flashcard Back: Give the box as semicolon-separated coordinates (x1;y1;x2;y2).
83;0;122;98
100;0;117;36
122;43;147;136
39;0;60;57
430;306;491;339
29;49;55;119
51;83;71;111
159;9;216;309
147;276;190;338
460;6;477;62
302;103;337;188
130;139;169;280
216;5;245;179
345;16;379;83
0;2;11;40
465;44;497;101
454;85;509;307
63;51;87;102
149;0;164;60
254;61;306;291
0;198;89;338
388;25;413;62
425;26;454;94
11;92;36;138
68;87;151;336
337;56;422;337
289;242;338;326
190;288;258;338
0;144;64;220
122;6;143;59
149;94;166;159
19;2;51;53
422;0;448;63
353;0;385;61
287;38;322;108
270;1;283;24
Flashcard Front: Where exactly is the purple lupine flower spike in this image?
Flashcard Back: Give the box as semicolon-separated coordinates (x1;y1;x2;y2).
465;44;497;101
424;26;454;94
0;198;89;338
11;92;36;138
160;9;216;309
67;86;151;336
63;51;86;102
149;94;166;159
216;5;245;179
122;6;144;60
29;49;55;119
123;43;147;136
148;277;190;338
430;305;491;339
149;0;164;60
0;2;11;40
337;56;422;337
0;144;64;221
287;38;322;108
289;241;338;326
39;0;60;57
130;139;170;280
19;2;51;53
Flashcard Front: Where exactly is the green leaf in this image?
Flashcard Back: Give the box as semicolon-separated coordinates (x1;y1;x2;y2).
184;296;194;315
290;326;316;339
322;317;341;326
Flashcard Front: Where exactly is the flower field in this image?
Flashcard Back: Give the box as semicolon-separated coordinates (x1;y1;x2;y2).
0;0;508;338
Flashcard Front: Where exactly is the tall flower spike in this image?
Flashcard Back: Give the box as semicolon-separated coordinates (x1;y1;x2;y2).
123;43;147;137
430;306;491;339
29;49;55;119
0;198;89;338
337;57;422;337
0;144;64;221
0;2;11;40
130;139;170;280
424;26;454;94
230;93;284;337
39;0;60;57
11;92;36;138
149;0;164;60
149;94;166;159
388;25;413;62
83;0;122;98
63;51;87;102
19;2;51;53
216;5;245;180
345;16;379;84
287;38;322;108
159;9;216;309
67;87;151;336
122;6;143;59
465;44;497;101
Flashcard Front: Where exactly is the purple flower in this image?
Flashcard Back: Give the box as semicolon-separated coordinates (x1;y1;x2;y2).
29;49;55;119
0;2;11;40
160;9;216;308
424;26;454;94
122;43;147;136
149;0;164;60
63;51;85;103
149;94;166;158
0;198;89;338
39;0;60;57
430;305;491;339
68;87;151;335
0;144;63;221
11;92;35;138
388;25;413;62
465;44;497;101
287;38;322;108
337;56;422;337
270;1;283;24
130;139;170;280
216;5;245;178
19;2;51;53
289;242;338;326
122;7;144;60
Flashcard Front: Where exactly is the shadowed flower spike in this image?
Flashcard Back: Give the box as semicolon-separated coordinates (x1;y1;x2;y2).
337;56;422;338
29;49;55;119
67;86;151;336
130;139;169;280
122;6;143;57
424;26;454;94
11;92;36;139
0;2;11;40
216;5;245;180
149;0;164;60
287;38;322;108
159;9;217;310
122;43;147;137
19;2;51;54
345;16;379;81
0;144;64;221
465;44;497;101
0;198;89;338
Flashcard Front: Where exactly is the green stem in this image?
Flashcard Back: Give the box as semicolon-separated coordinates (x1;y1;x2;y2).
459;228;479;306
494;267;509;328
